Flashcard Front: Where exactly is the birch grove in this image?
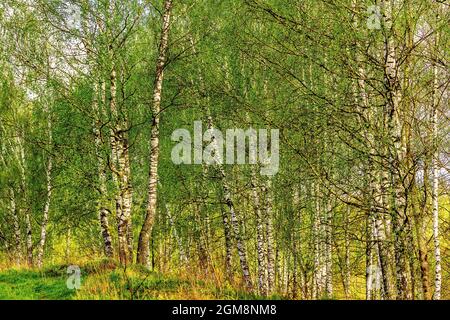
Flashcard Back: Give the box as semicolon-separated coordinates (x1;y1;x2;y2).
0;0;448;300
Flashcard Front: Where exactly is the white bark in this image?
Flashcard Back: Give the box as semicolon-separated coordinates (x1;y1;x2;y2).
263;179;275;295
37;108;53;268
165;203;187;264
382;0;410;299
205;115;253;290
137;0;173;267
93;81;113;258
252;170;267;296
18;133;32;266
10;188;22;266
312;183;322;299
325;199;333;297
431;52;441;300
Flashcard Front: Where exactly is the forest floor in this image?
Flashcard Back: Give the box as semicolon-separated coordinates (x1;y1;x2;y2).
0;259;272;300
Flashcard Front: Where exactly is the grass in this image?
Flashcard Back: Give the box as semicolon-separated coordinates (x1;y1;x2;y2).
0;259;273;300
0;268;75;300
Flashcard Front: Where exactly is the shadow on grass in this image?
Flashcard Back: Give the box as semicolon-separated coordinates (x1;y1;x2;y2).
0;269;75;300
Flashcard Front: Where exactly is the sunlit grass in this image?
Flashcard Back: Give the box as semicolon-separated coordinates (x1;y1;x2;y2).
0;259;277;300
0;268;75;300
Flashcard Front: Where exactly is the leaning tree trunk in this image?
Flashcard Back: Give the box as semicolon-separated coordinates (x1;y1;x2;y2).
137;0;173;267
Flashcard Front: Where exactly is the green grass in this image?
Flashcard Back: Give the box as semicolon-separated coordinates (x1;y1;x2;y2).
0;260;274;300
0;269;75;300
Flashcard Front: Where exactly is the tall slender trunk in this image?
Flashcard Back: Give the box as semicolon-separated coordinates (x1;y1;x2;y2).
37;108;52;268
204;114;252;290
118;126;133;262
93;81;113;258
416;222;431;299
374;207;392;299
165;203;187;264
224;174;252;291
252;171;267;296
221;205;233;283
343;206;350;299
25;210;32;266
352;3;391;298
312;182;322;299
10;188;22;266
325;198;333;297
264;179;275;295
109;65;127;264
137;0;173;267
366;215;374;300
383;0;410;299
431;53;441;300
17;131;32;266
292;187;302;299
108;63;133;265
119;63;134;261
65;228;71;263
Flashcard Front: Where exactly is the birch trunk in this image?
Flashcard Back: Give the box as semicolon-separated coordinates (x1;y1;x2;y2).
109;65;127;264
352;1;391;299
0;139;24;266
431;49;441;300
312;182;322;299
37;107;53;268
366;215;374;300
221;205;233;283
344;206;350;299
16;130;32;266
25;209;32;266
10;188;22;265
205;114;252;290
118;127;133;263
108;66;133;264
137;0;173;267
93;81;113;258
225;174;253;291
264;179;275;295
251;171;267;296
165;203;187;264
20;145;32;267
382;0;410;299
325;199;333;297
